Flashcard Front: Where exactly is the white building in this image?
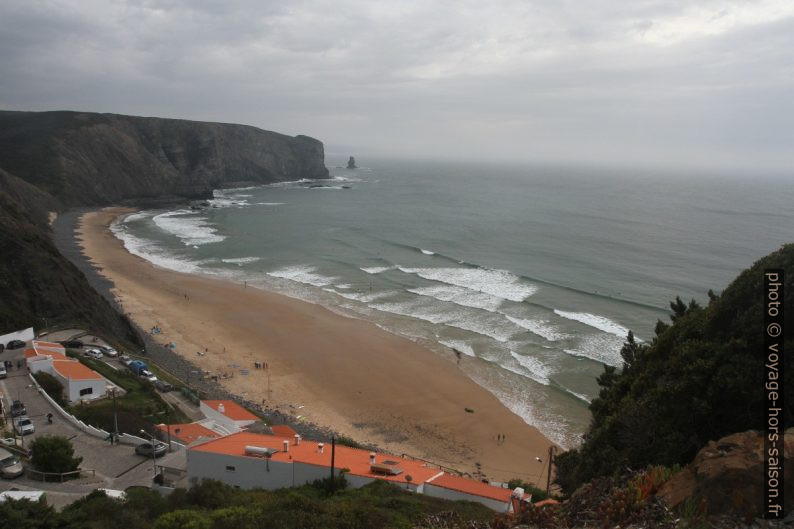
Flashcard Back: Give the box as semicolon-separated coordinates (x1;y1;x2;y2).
0;327;34;346
187;431;524;512
199;400;259;432
26;342;107;403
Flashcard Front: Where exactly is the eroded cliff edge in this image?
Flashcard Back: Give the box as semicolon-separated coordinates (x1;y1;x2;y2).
0;110;329;204
0;109;329;337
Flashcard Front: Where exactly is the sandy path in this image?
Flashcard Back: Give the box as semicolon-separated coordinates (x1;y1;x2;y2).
77;207;556;484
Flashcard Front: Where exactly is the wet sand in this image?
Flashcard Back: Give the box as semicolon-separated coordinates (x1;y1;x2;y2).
78;207;557;483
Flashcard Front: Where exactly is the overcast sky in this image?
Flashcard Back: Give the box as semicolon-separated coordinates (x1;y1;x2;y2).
1;0;792;172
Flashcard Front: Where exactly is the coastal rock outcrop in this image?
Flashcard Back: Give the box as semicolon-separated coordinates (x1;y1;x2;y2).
0;110;329;205
657;429;793;517
0;109;329;338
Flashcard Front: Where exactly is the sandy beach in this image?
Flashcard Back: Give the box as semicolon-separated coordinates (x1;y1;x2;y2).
77;207;557;484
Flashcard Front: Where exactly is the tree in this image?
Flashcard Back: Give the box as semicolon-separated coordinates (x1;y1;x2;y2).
33;372;65;406
30;435;82;474
154;510;211;529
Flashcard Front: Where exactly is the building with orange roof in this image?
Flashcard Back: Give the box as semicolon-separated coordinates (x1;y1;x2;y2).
26;342;108;403
156;422;221;445
187;431;521;512
199;400;259;431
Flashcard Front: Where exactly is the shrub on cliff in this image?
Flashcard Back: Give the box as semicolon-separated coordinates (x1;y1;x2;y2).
555;244;794;494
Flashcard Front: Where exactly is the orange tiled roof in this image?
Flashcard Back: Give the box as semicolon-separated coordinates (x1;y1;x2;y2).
191;432;440;485
156;423;221;444
202;400;258;422
52;360;103;381
32;340;66;352
270;425;298;438
26;348;70;362
426;474;513;502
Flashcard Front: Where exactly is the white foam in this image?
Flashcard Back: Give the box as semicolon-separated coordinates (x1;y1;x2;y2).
152;210;225;246
553;310;631;339
438;339;476;357
335;284;353;290
122;211;150;224
504;315;569;342
221;257;261;265
110;220;203;274
257;202;285;206
360;265;395;274
508;351;551;385
370;300;518;342
398;266;537;302
407;285;503;312
420;249;435;255
267;265;337;287
563;333;625;366
323;288;394;303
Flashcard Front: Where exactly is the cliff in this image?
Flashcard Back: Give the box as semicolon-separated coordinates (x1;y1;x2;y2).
0;110;329;341
0;110;329;204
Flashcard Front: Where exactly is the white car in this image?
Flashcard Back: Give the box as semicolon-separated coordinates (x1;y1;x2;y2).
85;348;104;360
100;346;118;358
139;369;158;383
13;416;35;436
119;354;132;366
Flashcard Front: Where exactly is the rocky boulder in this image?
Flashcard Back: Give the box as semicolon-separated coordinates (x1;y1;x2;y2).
658;429;793;518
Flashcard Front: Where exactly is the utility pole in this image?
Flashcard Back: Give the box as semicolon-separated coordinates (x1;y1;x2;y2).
330;436;336;482
546;445;556;494
111;387;119;444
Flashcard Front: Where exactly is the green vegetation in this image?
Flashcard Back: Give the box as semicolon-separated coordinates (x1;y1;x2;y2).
506;478;549;502
33;372;66;406
30;435;82;475
66;352;189;436
555;244;794;494
0;479;495;529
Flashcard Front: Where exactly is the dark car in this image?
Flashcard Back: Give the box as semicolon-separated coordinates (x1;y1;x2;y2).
135;442;168;458
10;401;26;418
6;340;26;350
153;380;173;392
58;340;84;349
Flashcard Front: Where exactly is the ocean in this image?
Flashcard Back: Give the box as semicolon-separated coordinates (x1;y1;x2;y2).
110;156;794;448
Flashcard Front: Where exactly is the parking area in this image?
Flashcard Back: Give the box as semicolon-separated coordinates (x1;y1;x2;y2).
0;339;168;506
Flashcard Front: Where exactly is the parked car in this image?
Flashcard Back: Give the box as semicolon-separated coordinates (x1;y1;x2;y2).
0;448;24;479
0;364;6;379
153;380;173;392
99;346;118;358
1;438;22;449
58;340;83;349
6;340;26;349
135;442;167;458
10;401;26;417
85;348;104;360
119;354;133;366
13;416;35;436
139;370;157;383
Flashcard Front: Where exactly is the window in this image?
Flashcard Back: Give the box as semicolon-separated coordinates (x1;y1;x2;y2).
225;465;236;472
79;387;93;396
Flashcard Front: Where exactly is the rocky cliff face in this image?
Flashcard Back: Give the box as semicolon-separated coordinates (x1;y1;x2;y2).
0;110;329;205
0;109;329;340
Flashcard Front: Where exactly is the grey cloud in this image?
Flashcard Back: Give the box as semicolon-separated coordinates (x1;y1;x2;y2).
0;0;792;172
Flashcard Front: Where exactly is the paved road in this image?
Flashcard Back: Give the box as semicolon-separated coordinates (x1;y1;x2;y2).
0;343;172;508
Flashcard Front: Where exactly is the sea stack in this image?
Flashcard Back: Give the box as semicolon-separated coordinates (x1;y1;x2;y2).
347;156;357;169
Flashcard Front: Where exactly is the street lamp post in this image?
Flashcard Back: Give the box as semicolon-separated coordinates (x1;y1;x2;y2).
139;429;158;478
107;387;119;444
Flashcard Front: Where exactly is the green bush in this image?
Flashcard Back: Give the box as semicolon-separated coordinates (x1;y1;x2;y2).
30;435;82;474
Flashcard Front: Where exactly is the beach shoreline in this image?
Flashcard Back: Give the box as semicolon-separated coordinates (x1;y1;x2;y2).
75;206;557;483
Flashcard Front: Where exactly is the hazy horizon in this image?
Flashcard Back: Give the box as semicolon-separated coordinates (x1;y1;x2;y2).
1;1;793;174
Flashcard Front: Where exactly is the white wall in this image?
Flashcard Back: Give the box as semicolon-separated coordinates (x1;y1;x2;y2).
64;378;107;403
0;327;34;345
423;483;509;512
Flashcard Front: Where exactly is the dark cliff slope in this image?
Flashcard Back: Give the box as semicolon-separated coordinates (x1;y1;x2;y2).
0;110;329;204
0;110;329;341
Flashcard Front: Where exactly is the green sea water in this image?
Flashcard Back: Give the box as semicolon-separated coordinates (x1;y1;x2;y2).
111;156;794;447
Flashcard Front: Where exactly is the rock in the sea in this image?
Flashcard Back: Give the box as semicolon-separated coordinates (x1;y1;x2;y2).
657;429;793;518
347;155;357;169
